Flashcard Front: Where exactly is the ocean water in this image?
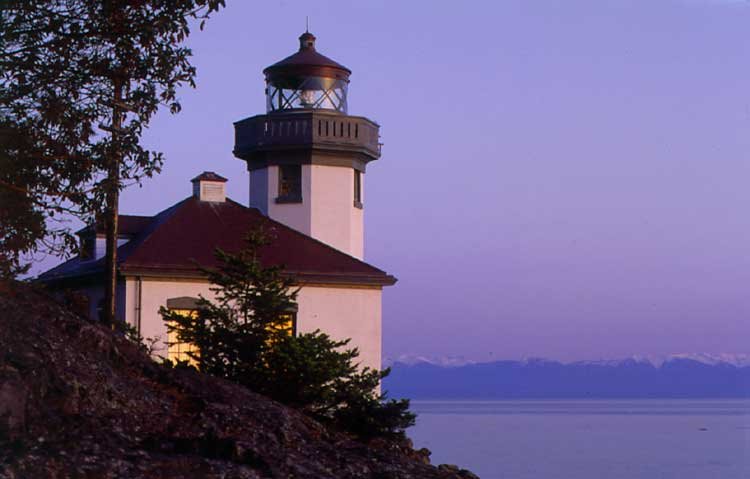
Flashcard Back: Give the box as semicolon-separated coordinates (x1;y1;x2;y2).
408;400;750;479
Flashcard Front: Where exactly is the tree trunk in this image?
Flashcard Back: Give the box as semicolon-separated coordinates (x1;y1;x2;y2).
102;79;123;326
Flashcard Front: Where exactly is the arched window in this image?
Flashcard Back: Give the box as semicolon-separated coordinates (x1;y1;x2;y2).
165;297;201;366
271;303;298;337
164;298;298;364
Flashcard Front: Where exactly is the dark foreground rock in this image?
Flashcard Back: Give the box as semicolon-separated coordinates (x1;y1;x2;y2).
0;284;477;478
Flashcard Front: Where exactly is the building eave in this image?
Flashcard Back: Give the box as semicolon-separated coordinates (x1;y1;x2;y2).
118;264;397;287
37;270;106;289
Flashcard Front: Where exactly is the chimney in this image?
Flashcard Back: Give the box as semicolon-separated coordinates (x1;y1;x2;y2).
191;171;228;202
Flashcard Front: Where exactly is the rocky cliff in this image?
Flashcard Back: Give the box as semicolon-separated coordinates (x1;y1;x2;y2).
0;284;477;479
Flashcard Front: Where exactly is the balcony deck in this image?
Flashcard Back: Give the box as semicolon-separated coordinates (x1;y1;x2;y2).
234;111;381;169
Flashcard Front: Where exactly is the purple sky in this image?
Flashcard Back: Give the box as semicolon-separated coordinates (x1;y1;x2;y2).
42;0;750;361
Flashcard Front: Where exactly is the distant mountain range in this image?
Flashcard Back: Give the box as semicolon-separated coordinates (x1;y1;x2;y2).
383;355;750;399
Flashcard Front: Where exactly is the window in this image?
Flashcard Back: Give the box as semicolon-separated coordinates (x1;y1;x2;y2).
165;297;201;367
167;308;200;367
276;164;302;203
267;311;297;341
353;170;363;209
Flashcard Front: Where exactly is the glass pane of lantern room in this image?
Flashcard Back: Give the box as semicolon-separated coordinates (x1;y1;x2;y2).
280;88;299;109
266;77;348;113
266;86;278;111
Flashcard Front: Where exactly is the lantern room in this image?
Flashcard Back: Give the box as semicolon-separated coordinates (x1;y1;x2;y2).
263;32;351;114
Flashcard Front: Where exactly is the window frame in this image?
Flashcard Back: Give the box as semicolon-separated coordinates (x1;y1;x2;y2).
353;169;363;209
276;164;302;203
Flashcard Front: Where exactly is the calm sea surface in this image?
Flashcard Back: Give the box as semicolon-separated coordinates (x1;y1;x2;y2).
408;399;750;479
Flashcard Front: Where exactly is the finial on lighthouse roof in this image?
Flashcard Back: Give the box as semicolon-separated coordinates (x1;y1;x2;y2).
299;31;316;51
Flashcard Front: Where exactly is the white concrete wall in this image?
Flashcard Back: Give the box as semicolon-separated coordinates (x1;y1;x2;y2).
352;172;364;258
122;277;382;371
75;281;126;322
124;277;137;329
265;164;313;235
248;168;269;214
250;163;365;260
296;285;382;371
124;278;218;357
115;280;127;322
309;165;364;259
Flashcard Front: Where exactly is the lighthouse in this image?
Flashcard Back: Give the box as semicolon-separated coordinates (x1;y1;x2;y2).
38;31;395;374
233;31;382;259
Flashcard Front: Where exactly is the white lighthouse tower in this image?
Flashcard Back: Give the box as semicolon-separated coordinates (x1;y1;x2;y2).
233;32;381;259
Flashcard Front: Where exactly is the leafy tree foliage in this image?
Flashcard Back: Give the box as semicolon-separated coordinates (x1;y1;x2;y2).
0;1;224;287
161;229;415;439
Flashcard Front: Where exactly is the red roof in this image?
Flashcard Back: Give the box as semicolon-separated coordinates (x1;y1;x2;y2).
264;48;350;75
263;32;351;81
41;197;395;287
76;215;153;236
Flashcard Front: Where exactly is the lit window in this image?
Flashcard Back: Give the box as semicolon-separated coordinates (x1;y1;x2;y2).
265;309;297;347
270;312;296;336
277;164;302;203
167;308;200;367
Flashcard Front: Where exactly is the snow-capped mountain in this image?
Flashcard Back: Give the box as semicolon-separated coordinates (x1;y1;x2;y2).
662;353;750;368
568;354;750;368
383;354;750;399
387;353;750;369
383;354;476;368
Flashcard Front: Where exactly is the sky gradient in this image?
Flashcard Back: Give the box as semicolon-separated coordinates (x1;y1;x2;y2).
41;0;750;362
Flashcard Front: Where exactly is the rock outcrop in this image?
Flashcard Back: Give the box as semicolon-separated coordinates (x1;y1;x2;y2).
0;284;478;478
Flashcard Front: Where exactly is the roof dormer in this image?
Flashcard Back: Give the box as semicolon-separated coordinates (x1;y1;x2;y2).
191;171;228;202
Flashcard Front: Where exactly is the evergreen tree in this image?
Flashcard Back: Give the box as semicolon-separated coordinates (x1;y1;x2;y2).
161;228;415;439
161;228;298;385
262;331;416;439
331;368;416;440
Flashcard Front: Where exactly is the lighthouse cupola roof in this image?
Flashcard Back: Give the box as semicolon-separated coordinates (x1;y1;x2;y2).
263;32;351;114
